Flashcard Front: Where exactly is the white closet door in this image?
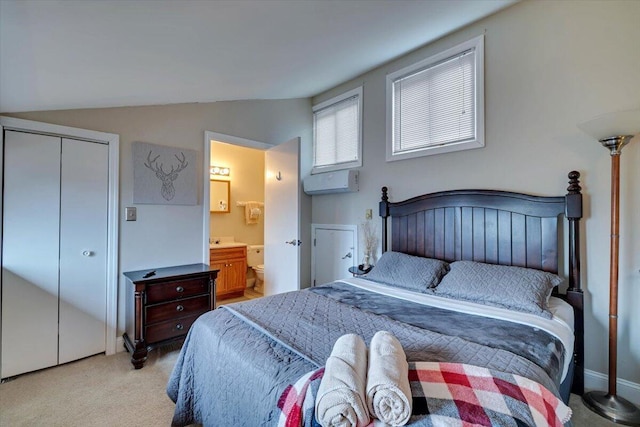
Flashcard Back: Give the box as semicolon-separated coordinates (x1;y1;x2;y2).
58;138;108;364
313;226;355;286
1;131;61;378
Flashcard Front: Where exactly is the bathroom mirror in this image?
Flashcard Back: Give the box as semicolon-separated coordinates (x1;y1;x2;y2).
209;179;230;213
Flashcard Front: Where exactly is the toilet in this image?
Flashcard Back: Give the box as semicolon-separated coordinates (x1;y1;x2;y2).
247;245;264;293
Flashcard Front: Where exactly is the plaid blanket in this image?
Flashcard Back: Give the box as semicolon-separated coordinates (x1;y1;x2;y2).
277;368;324;427
276;362;571;427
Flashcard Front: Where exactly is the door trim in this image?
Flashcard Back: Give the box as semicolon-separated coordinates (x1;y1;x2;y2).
202;131;271;265
311;224;358;287
0;116;120;356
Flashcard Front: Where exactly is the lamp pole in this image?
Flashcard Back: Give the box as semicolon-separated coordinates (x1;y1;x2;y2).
581;134;640;425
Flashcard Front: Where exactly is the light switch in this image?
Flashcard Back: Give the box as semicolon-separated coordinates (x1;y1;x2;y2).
125;207;137;221
365;209;373;220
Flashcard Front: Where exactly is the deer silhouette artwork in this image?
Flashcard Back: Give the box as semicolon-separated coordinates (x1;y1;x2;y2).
144;150;189;201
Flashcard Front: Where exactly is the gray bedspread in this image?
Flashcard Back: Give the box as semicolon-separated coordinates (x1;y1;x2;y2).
167;283;564;426
311;282;564;384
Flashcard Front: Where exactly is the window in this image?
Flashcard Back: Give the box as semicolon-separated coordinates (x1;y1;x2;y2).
386;35;484;161
312;87;362;173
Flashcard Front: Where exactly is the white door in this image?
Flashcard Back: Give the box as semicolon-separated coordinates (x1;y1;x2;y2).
264;138;300;295
312;225;357;287
58;138;108;364
1;131;108;377
2;131;61;377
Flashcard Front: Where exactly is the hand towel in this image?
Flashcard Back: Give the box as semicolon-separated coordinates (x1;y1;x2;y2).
315;334;370;427
244;201;262;225
366;331;412;426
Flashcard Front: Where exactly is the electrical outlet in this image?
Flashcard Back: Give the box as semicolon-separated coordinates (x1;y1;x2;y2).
365;208;372;219
125;207;137;221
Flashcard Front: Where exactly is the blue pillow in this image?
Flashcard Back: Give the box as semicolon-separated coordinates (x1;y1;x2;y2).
364;251;449;293
434;261;563;318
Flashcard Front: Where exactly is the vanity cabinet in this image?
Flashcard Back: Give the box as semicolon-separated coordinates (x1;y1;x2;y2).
210;246;247;300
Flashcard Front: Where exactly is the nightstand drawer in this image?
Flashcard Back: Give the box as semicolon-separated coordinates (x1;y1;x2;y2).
146;277;209;304
145;295;210;325
145;313;204;344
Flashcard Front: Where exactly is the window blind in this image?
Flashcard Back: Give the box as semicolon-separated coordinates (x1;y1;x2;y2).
392;48;475;154
313;94;359;168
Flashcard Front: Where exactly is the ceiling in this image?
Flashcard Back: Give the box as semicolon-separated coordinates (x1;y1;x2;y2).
0;0;516;113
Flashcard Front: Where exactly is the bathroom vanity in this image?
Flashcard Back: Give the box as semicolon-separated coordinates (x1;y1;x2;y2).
210;245;247;300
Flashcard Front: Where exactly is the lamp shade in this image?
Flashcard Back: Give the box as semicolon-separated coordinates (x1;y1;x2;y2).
578;109;640;141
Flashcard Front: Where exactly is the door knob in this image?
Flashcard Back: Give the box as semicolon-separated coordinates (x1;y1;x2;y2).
341;252;352;259
285;239;302;246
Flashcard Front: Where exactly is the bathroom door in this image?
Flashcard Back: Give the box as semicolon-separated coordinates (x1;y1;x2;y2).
264;137;301;295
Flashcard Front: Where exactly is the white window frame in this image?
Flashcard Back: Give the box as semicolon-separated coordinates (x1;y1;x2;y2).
386;35;484;162
312;86;363;174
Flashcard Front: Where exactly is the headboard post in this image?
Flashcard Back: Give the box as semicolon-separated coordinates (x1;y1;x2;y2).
380;186;389;253
564;170;584;395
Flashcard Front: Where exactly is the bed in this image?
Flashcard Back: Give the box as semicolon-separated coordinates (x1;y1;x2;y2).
167;171;584;426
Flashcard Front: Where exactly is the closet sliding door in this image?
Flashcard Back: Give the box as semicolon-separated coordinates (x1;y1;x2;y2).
2;131;61;377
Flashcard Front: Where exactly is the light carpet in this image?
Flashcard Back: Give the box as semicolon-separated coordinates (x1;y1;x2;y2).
0;344;180;427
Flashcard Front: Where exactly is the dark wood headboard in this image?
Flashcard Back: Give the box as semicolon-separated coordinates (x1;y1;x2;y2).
379;171;584;395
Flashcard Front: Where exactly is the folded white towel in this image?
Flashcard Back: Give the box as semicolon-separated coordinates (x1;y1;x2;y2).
316;334;370;427
244;201;262;224
366;331;412;426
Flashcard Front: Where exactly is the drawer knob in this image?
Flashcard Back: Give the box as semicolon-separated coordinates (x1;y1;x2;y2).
176;323;184;330
176;286;184;293
176;304;184;312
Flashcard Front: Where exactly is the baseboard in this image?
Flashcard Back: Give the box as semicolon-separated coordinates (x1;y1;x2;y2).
116;336;126;353
584;369;640;405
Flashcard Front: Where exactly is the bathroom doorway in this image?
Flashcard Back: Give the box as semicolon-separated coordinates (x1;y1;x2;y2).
202;131;310;298
209;139;265;301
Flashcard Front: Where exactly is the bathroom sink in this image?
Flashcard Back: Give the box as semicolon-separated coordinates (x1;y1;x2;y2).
209;236;247;249
209;242;247;249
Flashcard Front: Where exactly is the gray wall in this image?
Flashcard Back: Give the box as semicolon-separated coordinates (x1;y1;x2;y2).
312;0;640;394
7;99;313;337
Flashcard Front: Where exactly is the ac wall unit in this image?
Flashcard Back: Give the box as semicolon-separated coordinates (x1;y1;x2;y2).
303;170;359;195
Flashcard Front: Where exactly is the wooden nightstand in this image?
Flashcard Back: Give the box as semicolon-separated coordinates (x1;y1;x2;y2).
123;264;218;369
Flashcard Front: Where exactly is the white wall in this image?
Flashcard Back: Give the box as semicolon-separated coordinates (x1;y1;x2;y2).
210;141;265;245
312;0;640;391
7;99;312;338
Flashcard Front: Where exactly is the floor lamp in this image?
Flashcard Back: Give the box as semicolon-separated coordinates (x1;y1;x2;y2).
578;109;640;425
